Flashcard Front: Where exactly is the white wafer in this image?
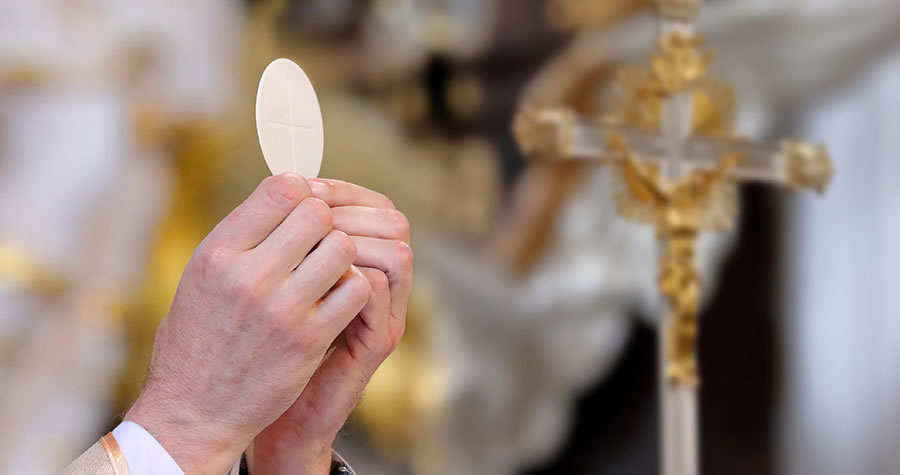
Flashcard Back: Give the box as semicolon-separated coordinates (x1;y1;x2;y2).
255;58;324;178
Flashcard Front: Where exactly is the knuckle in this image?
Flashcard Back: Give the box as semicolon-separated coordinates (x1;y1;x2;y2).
347;271;372;303
263;174;305;207
223;206;245;227
384;209;410;240
194;240;231;276
300;197;333;231
328;230;357;262
379;192;396;210
392;241;414;272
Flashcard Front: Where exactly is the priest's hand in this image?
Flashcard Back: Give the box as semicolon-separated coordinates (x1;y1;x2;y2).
249;179;413;475
125;173;371;475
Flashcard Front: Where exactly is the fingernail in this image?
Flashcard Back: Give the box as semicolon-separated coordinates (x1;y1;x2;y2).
279;173;306;193
309;179;327;196
282;172;304;183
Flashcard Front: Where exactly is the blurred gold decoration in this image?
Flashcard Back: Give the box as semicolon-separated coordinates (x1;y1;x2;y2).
611;30;733;135
0;65;48;88
611;66;662;128
782;140;834;192
610;134;740;233
0;243;69;297
608;134;740;384
547;0;651;31
690;78;736;136
651;32;711;96
502;30;723;276
611;61;735;135
0;243;70;367
131;103;174;151
514;0;832;472
512;106;575;159
515;18;832;391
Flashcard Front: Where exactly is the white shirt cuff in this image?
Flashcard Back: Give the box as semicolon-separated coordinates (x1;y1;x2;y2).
112;421;184;475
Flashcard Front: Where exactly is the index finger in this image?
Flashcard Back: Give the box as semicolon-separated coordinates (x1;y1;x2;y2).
308;178;395;209
208;173;311;250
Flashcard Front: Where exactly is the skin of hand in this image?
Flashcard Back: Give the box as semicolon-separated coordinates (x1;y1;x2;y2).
125;173;372;475
248;179;413;475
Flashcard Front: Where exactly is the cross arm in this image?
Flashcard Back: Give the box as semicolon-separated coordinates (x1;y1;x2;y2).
513;106;834;193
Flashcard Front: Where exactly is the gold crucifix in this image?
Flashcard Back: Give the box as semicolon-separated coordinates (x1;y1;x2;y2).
513;0;832;473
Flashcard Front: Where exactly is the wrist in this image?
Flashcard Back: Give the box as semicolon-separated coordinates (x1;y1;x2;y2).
126;391;243;474
248;431;333;475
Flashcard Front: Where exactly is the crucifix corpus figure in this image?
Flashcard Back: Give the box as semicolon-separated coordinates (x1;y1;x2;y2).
512;0;833;474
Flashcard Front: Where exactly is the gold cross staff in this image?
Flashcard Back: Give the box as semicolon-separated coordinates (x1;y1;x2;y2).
513;0;832;473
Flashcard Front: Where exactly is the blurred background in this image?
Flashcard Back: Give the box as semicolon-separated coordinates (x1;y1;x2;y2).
1;0;898;474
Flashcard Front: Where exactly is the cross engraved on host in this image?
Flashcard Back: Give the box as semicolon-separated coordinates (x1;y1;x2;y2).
266;120;315;129
268;84;318;172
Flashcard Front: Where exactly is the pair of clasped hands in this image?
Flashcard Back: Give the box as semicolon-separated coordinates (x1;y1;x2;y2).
126;174;412;474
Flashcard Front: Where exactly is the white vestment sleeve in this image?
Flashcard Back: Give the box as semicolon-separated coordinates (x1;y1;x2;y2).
112;421;184;475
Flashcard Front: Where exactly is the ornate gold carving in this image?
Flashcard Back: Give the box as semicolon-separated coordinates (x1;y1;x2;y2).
611;68;735;136
609;135;740;233
655;0;701;22
659;236;700;386
781;140;834;193
691;78;736;137
512;105;575;159
611;66;663;128
608;133;741;386
609;31;731;137
651;32;711;95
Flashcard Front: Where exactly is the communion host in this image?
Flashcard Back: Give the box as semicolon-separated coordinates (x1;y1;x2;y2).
64;173;413;475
